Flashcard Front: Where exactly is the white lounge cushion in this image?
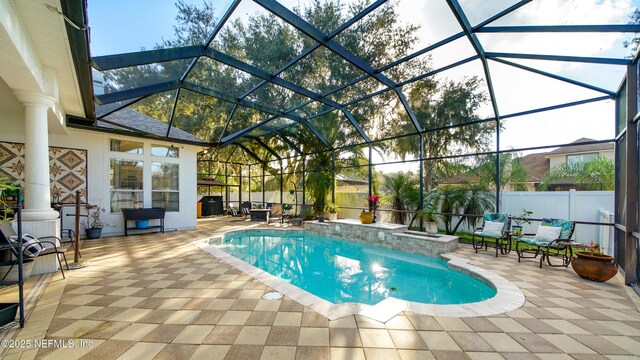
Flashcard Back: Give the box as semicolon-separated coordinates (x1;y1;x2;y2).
534;226;562;242
482;221;504;237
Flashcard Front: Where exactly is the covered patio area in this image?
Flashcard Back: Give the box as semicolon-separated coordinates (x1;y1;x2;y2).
1;218;639;360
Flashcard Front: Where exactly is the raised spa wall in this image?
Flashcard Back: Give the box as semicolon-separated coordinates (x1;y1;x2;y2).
304;219;458;257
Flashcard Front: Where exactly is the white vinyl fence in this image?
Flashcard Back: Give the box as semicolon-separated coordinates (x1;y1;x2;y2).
500;190;614;247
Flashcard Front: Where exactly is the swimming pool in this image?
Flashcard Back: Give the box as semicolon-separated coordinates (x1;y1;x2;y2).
211;229;496;305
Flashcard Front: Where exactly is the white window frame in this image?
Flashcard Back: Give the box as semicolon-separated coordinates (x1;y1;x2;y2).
567;153;598;166
151;161;180;212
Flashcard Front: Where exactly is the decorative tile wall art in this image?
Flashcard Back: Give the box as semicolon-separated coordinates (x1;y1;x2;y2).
0;141;87;204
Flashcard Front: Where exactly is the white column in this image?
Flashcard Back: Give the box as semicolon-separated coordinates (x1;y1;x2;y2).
12;91;61;274
13;91;59;221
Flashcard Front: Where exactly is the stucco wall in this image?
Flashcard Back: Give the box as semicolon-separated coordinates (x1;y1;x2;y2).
0;79;198;236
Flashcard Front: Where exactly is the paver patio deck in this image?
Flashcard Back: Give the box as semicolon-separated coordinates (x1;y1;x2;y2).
1;217;639;360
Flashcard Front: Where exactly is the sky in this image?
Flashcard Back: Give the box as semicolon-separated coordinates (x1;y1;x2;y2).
87;0;639;172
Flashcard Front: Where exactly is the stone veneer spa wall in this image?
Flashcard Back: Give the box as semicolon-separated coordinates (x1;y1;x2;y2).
304;219;458;257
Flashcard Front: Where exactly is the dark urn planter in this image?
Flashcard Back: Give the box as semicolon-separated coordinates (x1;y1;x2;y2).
85;227;102;239
571;251;618;282
0;303;18;326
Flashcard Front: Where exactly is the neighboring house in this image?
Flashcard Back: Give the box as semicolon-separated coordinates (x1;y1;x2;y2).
439;138;614;191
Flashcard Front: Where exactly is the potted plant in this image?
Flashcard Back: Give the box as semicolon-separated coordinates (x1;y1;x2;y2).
511;208;533;236
0;176;18;223
571;243;618;282
364;194;381;224
359;209;373;224
324;203;340;221
84;206;105;239
416;209;438;234
283;203;293;215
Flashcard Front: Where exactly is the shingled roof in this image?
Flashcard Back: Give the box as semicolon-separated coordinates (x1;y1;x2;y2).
95;104;205;143
546;138;614;156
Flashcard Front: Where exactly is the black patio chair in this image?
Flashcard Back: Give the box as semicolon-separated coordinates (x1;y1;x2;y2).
0;223;69;279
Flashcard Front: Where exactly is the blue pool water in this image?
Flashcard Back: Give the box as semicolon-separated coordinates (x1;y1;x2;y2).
212;230;496;305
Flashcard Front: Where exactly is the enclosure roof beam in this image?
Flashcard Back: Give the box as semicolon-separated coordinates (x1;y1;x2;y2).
396;90;422;132
205;48;371;142
183;82;303;121
253;137;282;161
217;104;238;144
254;0;399;90
183;82;332;149
490;58;615;96
236;143;265;164
225;145;239;162
165;88;181;138
473;0;533;29
96;95;147;119
237;0;388;100
277;133;303;155
181;0;242;82
446;0;501;122
486;52;631;65
91;46;202;71
478;24;640;33
96;80;180;104
246;55;478;138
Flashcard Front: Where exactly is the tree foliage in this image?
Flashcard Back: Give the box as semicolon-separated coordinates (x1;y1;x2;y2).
470;153;529;192
624;9;640;57
104;0;492;205
381;172;419;224
540;157;614;191
389;77;491;190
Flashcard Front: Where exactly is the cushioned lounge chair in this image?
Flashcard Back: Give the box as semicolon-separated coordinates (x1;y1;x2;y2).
0;222;69;279
472;213;511;257
515;218;575;268
289;204;312;226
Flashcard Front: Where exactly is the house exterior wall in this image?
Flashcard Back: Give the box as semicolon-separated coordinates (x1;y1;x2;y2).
548;150;614;169
0;80;198;236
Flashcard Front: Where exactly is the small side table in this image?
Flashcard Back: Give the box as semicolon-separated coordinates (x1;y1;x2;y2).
541;240;594;268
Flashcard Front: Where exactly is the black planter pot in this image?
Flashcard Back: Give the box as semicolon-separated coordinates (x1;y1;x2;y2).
0;303;18;326
85;227;102;239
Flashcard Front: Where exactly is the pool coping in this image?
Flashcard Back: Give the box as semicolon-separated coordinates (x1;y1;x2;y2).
194;227;525;322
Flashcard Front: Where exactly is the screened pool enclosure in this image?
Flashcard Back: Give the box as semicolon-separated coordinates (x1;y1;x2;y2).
68;1;640;287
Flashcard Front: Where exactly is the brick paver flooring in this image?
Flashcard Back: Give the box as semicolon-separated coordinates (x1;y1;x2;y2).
2;217;640;360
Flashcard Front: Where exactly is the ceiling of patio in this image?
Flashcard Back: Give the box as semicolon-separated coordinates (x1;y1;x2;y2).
84;0;639;163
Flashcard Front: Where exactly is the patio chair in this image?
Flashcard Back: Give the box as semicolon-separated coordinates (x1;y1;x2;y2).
268;204;283;223
0;222;69;279
515;218;575;268
241;202;251;219
227;204;241;217
289;204;312;226
472;213;511;257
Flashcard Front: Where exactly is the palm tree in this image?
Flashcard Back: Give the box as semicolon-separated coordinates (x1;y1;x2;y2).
431;184;495;235
381;172;419;224
433;186;466;234
457;184;495;232
539;157;614;191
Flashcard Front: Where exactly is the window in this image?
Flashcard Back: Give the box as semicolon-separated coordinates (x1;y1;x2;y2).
110;139;144;154
567;153;598;166
152;162;179;211
151;144;179;158
110;159;143;211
